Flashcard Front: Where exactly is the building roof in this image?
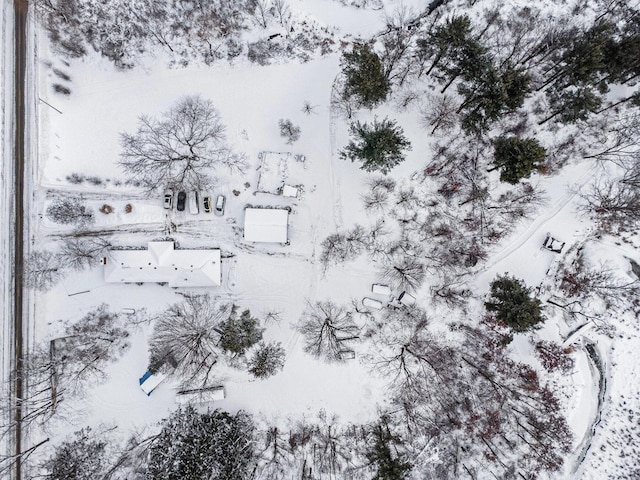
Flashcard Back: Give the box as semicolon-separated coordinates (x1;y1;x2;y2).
139;371;167;396
244;208;289;243
104;241;221;287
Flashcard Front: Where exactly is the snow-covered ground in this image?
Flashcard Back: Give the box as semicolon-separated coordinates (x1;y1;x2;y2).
20;0;640;478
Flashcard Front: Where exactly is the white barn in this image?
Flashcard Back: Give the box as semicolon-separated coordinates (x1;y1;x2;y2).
104;241;221;287
243;208;289;243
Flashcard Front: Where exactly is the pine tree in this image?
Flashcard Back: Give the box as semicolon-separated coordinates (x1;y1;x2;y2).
491;136;546;184
541;85;602;125
417;15;474;77
248;342;285;379
341;43;390;109
219;308;264;356
366;419;411;480
485;275;544;332
340;117;411;174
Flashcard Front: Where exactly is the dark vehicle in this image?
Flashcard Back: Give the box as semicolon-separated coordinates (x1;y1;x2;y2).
203;196;212;213
542;233;565;253
176;191;186;211
215;195;225;216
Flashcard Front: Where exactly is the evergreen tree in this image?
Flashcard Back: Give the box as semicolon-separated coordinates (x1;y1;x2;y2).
366;419;411;480
147;407;255;480
42;428;107;480
485;275;544;332
492;136;546;184
459;63;531;135
542;85;602;125
248;341;285;379
340;117;411;174
219;307;264;356
341;43;390;109
417;15;474;77
561;22;612;85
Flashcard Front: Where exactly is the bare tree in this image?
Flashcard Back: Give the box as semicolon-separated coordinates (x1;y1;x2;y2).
53;304;130;391
46;197;94;227
378;254;425;293
580;178;640;228
320;224;370;268
420;94;458;135
24;250;66;291
583;112;640;165
59;237;112;271
252;0;272;28
148;294;231;386
120;96;242;193
272;0;291;27
297;301;359;362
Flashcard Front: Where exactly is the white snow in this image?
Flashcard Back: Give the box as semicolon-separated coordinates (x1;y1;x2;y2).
22;1;640;478
243;207;290;243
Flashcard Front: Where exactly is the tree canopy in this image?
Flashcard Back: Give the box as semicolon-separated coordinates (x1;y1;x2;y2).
247;341;285;379
366;419;411;480
341;43;390;109
219;307;264;356
146;406;255;480
120;95;245;193
492;136;546;184
42;428;107;480
340;117;411;174
485;275;544;332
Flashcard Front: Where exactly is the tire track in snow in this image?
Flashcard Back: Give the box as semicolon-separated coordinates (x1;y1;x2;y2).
328;78;343;229
481;162;596;273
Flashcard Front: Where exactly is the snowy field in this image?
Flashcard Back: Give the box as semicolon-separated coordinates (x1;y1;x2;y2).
16;0;640;478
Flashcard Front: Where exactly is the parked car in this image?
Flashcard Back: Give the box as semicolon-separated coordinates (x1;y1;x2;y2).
163;190;173;209
203;196;212;213
215;195;225;216
176;191;186;211
189;191;199;215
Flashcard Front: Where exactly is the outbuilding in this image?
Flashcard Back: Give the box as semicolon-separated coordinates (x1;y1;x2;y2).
243;208;289;243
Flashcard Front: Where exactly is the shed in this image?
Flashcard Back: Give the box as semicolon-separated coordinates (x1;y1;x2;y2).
282;184;298;198
244;208;289;243
139;371;167;396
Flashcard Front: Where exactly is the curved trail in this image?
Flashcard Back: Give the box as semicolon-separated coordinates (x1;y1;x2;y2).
481;161;597;273
571;340;607;476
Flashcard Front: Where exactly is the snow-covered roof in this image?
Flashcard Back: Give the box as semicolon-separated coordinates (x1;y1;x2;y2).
282;184;298;198
104;241;221;287
139;371;167;396
244;208;289;243
372;284;392;296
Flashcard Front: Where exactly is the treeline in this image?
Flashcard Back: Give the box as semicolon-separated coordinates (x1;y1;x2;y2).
37;0;335;68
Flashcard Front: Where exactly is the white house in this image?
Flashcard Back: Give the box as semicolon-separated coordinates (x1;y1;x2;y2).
243;208;289;243
103;241;221;287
